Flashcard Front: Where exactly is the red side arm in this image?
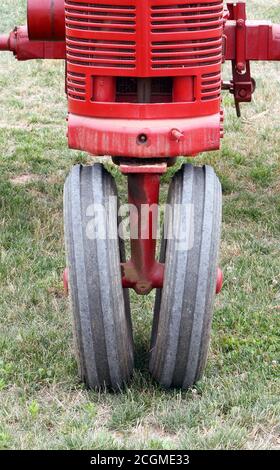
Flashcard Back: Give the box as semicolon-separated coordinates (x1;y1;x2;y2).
0;20;279;64
224;20;280;62
0;26;65;60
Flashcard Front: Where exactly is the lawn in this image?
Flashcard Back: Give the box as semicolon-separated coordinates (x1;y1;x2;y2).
0;0;279;450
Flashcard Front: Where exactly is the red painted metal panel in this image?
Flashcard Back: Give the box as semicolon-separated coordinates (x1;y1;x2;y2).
67;113;221;158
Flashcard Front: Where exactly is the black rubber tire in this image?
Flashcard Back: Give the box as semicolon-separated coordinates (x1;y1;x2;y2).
149;164;222;389
64;164;134;390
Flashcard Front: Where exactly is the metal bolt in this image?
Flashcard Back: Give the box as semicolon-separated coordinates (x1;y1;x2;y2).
137;134;148;144
237;19;245;28
171;128;184;142
238;88;247;98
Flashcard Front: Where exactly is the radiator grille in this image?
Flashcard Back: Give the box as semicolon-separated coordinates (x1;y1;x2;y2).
151;37;222;69
201;71;221;101
150;1;223;70
151;2;223;33
66;0;223;107
67;71;86;101
66;0;223;74
65;1;136;33
65;1;136;69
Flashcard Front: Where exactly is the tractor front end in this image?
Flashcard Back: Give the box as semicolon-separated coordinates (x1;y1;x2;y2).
1;1;280;391
65;0;224;159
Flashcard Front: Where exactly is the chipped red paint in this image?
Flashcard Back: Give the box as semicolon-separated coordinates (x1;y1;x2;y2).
67;113;221;158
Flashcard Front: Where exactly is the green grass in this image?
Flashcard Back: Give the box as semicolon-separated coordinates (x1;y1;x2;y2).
0;0;279;450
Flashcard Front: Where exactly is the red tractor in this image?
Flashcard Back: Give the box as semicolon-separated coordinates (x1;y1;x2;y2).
1;0;279;390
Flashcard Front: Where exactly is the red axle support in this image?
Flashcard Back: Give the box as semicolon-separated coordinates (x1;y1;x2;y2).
121;170;164;295
0;26;65;60
119;165;224;296
63;265;223;295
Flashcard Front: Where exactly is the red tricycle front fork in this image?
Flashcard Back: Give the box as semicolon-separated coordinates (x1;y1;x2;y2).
121;165;166;295
64;164;223;296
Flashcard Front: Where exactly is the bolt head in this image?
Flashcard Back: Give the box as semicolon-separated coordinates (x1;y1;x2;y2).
238;88;247;98
237;19;245;27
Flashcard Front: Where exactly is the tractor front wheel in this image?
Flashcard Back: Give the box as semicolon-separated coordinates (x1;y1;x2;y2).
149;164;222;389
64;164;134;390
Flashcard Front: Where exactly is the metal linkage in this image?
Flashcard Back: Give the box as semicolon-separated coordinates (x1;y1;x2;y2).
223;1;280;116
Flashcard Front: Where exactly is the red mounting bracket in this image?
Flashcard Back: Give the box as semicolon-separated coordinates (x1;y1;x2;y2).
223;2;256;117
120;166;165;295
